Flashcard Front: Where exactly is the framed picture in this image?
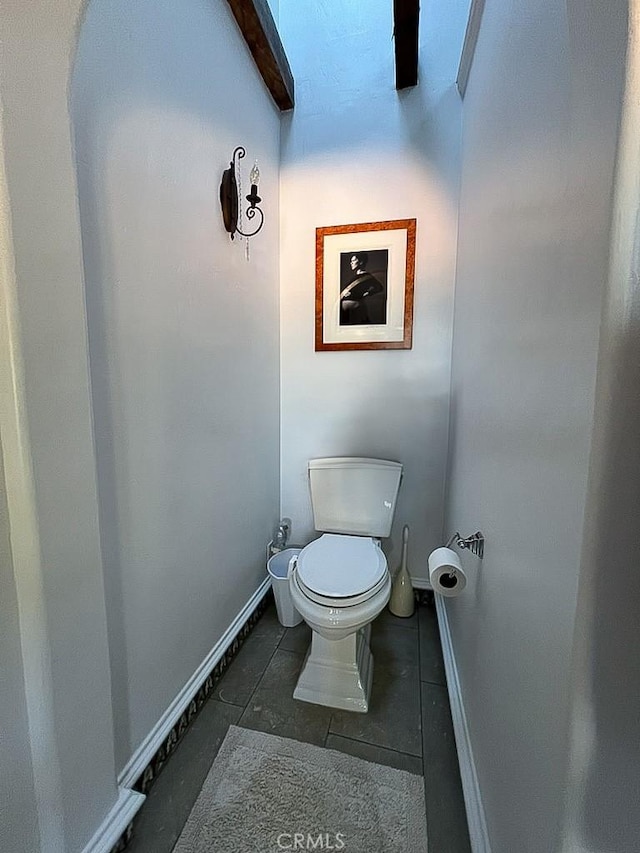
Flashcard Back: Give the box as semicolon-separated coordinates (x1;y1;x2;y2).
315;218;416;351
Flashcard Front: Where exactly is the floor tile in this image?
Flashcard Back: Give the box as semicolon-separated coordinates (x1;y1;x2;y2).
211;610;284;706
421;681;471;853
371;618;420;667
376;604;419;630
419;601;446;686
250;604;288;641
325;734;423;776
238;648;333;746
126;699;242;853
329;658;422;757
278;621;312;655
124;602;471;853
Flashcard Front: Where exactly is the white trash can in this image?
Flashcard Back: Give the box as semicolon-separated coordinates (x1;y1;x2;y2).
267;548;303;628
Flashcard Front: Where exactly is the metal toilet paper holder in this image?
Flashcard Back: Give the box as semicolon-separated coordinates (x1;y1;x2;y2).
445;530;485;559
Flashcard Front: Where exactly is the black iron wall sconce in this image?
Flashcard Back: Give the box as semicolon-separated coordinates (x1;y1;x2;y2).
219;146;264;240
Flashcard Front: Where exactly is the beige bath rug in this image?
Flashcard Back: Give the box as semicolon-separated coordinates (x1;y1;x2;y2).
173;724;427;852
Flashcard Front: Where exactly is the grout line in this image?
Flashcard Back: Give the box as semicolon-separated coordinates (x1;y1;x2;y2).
321;718;331;749
239;621;299;713
212;629;288;710
326;727;422;759
420;676;448;687
325;733;423;764
245;623;332;749
238;646;280;713
378;612;420;631
417;604;424;688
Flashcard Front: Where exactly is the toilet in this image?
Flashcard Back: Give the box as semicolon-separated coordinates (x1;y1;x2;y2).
288;457;403;713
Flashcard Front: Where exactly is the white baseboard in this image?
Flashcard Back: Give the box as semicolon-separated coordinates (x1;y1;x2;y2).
81;787;145;853
117;577;271;789
435;595;492;853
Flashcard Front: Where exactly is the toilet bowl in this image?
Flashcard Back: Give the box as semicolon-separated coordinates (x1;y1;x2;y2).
288;457;403;713
289;533;392;712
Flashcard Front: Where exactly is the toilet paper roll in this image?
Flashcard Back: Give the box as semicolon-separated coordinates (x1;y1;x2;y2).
428;547;467;597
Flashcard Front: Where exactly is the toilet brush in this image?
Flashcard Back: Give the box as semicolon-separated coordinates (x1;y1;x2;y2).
389;524;415;618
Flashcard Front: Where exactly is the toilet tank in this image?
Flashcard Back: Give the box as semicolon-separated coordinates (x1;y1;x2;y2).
308;457;403;538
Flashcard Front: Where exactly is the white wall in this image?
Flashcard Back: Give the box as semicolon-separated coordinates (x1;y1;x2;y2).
0;89;40;853
445;1;627;851
72;0;282;772
0;445;40;852
563;3;640;848
0;2;119;849
279;0;469;577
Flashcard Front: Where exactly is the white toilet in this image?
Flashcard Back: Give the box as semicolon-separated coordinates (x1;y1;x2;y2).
288;457;403;713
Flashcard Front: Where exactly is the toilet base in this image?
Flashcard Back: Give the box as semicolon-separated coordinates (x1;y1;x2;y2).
293;624;374;713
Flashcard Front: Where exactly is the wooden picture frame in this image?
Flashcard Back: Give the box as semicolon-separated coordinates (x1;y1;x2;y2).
315;218;416;351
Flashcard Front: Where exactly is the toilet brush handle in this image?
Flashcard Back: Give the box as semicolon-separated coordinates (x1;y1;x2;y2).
401;524;409;571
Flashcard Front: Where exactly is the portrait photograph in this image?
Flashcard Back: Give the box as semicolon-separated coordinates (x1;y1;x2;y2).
339;249;389;326
315;219;416;351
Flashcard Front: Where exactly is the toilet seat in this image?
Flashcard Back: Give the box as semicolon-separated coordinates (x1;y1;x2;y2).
295;533;387;604
294;571;388;607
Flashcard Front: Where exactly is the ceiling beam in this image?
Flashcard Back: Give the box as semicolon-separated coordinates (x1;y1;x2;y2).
225;0;294;111
394;0;420;90
457;0;485;97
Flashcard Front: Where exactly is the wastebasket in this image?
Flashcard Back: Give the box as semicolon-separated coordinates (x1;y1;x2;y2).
267;548;303;628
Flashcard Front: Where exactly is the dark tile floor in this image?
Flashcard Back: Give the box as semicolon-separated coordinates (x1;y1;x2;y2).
125;598;471;853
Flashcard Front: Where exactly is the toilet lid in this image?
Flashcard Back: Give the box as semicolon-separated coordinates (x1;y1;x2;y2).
296;534;387;598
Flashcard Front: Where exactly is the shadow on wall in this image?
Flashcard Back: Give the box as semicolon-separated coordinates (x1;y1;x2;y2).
580;320;640;849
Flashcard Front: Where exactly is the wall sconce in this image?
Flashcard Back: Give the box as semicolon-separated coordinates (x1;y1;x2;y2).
219;146;264;241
